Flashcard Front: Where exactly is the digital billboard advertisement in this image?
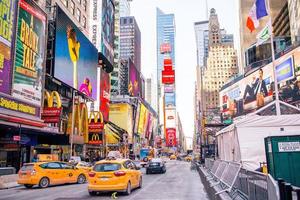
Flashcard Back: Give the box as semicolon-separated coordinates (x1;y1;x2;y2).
101;0;114;64
100;67;110;122
220;46;300;120
166;128;176;147
12;0;46;106
54;6;98;100
145;113;153;139
0;0;15;94
138;103;148;135
165;93;176;107
165;108;176;128
128;59;140;97
164;85;175;93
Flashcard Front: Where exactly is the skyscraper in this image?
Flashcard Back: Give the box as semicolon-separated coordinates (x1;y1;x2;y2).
145;78;152;105
120;16;141;71
156;8;175;112
194;21;209;68
111;0;131;95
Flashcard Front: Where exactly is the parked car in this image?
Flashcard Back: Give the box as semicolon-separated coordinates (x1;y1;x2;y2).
185;155;192;162
87;158;142;196
146;158;166;174
18;162;87;188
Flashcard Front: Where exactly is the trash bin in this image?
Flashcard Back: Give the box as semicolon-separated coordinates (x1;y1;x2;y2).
265;135;300;187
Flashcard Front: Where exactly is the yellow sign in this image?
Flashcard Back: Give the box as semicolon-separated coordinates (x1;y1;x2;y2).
109;103;133;143
67;102;89;143
44;91;62;108
138;104;147;135
88;111;103;123
0;96;36;115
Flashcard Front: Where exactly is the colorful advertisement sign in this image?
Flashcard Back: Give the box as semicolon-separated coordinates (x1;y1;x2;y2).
54;7;98;99
0;0;15;94
138;103;147;135
12;0;46;106
128;59;140;97
276;57;294;83
164;85;174;93
101;0;114;64
160;43;171;54
100;68;110;122
145;113;153;139
109;103;133;143
166;128;176;147
165;108;176;128
88;133;103;145
165;93;176;107
133;102;140;133
220;46;300;120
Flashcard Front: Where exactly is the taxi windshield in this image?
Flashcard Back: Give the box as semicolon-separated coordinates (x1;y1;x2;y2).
93;163;121;172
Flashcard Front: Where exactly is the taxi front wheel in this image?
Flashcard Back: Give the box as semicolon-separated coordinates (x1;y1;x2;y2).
77;174;86;184
39;177;49;188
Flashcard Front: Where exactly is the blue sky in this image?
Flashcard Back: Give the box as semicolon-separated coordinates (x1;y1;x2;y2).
131;0;238;140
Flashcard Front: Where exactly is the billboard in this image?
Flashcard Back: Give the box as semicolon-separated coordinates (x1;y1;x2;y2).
164;85;175;93
137;103;148;135
165;93;176;107
133;102;140;133
220;46;300;119
100;68;110;122
160;43;171;54
101;0;114;64
166;128;176;147
165;108;176;128
109;103;133;143
54;6;98;99
128;59;140;97
12;0;46;106
0;0;16;94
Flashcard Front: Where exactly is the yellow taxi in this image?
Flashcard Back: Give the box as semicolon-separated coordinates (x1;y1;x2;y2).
170;154;177;160
18;161;87;188
75;161;92;172
87;158;142;196
185;155;192;162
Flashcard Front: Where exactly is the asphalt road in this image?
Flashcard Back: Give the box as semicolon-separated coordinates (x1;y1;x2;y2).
0;160;208;200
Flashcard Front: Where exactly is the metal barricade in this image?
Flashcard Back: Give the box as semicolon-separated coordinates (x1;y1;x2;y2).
267;174;280;200
234;168;268;200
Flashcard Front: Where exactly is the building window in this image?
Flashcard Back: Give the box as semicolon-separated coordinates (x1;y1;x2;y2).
70;0;75;14
83;0;87;11
76;8;81;22
82;15;86;28
61;0;68;7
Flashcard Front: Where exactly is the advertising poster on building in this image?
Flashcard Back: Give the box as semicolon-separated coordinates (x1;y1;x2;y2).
164;85;174;93
101;0;114;64
138;103;147;135
12;0;46;106
145;113;153;139
165;93;176;107
54;7;98;100
166;128;176;147
109;103;133;143
165;108;176;128
276;57;294;83
128;60;140;97
0;0;15;94
133;102;140;134
100;68;110;122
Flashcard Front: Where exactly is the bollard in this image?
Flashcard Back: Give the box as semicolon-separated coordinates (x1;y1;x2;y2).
278;179;286;200
285;183;292;200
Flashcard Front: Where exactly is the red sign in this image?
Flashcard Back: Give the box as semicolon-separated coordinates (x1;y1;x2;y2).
166;128;176;147
88;122;104;133
100;68;110;122
162;58;175;84
41;107;62;123
163;59;173;70
160;43;172;54
88;133;103;145
13;136;21;141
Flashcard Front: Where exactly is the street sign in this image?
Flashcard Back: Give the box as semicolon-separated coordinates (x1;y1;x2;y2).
13;135;21;141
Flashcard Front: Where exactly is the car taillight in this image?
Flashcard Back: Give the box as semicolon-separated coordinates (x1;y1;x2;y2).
114;171;126;176
88;172;96;177
31;169;36;175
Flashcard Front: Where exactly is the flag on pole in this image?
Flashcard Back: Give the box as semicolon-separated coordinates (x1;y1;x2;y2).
256;19;271;45
246;0;269;32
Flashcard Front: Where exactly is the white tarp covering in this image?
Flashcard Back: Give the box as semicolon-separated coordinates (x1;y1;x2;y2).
216;114;300;170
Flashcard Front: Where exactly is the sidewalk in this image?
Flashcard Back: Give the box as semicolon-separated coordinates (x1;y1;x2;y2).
0;174;19;189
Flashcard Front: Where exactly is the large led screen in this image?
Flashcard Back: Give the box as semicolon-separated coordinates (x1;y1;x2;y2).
54;6;97;100
128;59;140;97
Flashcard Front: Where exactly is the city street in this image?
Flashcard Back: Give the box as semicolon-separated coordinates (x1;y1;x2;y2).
0;161;208;200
